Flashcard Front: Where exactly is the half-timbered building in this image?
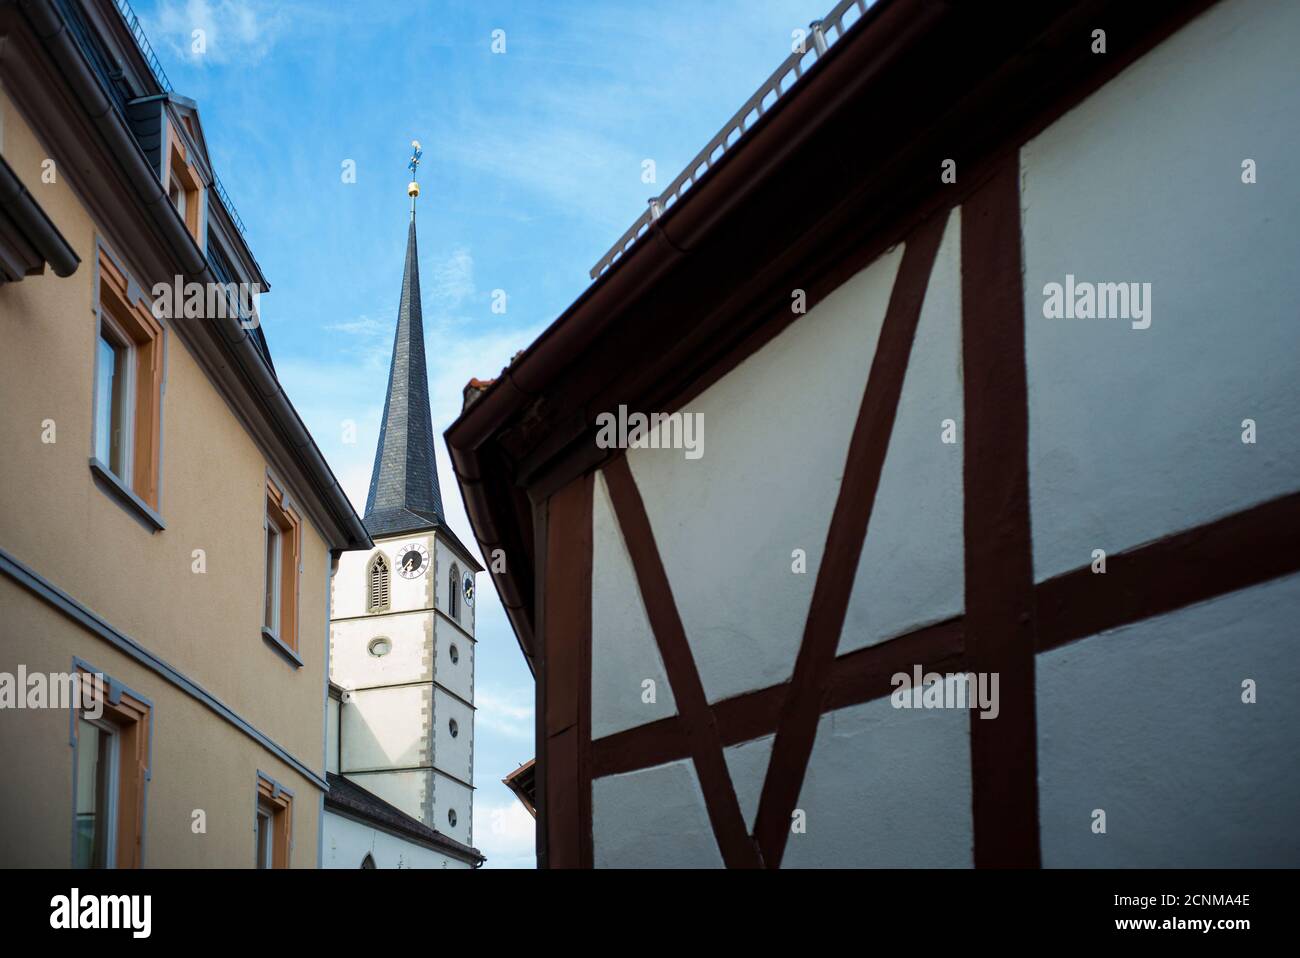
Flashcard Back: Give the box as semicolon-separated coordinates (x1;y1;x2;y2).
448;0;1299;868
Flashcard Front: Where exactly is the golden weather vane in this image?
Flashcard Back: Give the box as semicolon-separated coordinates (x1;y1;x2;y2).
407;140;423;213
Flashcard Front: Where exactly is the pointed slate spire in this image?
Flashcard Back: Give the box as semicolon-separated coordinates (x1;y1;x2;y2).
363;208;445;539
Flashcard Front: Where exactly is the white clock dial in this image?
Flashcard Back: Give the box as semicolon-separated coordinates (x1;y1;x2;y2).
396;543;429;579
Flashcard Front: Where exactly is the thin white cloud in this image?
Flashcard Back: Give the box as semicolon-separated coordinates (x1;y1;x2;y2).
475;686;533;741
476;688;532;722
428;0;820;245
321;312;393;371
149;0;284;65
325;314;388;337
477;799;536;870
437;115;641;235
430;247;476;310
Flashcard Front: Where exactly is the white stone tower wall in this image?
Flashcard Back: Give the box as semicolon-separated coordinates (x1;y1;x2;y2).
329;529;477;845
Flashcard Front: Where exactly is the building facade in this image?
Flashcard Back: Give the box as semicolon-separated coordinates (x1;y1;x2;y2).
449;0;1300;867
325;188;484;866
0;0;370;867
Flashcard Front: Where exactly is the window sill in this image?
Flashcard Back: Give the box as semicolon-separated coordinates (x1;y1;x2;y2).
89;458;165;532
261;628;303;669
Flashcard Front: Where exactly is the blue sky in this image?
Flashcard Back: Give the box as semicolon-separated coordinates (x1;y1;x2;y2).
135;0;822;868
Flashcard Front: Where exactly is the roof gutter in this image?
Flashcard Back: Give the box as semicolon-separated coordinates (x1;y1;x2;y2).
0;152;81;276
18;0;371;552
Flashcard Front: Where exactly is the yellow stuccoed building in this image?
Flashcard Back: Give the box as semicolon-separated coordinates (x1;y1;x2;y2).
0;0;370;868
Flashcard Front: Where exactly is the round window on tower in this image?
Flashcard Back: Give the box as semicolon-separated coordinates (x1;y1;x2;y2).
449;644;459;664
449;718;459;738
367;637;392;657
448;809;457;828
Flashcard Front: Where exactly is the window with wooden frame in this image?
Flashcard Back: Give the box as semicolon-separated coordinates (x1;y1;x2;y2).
263;477;302;652
72;668;151;869
93;250;163;510
166;120;204;245
366;553;391;613
254;774;292;869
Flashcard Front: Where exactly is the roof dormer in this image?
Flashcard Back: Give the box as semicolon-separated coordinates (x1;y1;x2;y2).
125;93;210;253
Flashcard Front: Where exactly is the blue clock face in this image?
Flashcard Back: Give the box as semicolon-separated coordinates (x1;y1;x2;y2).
462;573;474;606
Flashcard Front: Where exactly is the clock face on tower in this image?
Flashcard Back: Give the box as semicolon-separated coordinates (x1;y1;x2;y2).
462;571;474;607
396;543;429;579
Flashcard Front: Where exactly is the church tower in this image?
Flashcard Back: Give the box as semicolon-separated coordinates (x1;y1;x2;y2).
328;144;482;849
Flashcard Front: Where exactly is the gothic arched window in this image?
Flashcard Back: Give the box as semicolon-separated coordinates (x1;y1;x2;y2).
360;853;376;869
449;563;460;620
367;553;391;613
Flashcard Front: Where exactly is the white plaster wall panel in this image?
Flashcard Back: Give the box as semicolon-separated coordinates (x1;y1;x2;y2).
723;734;774;831
627;247;904;704
1021;0;1300;582
433;773;474;845
340;684;432;772
326;696;340;774
780;696;973;868
433;687;474;783
436;536;476;635
330;612;432;689
1037;573;1300;868
330;545;370;620
323;810;469;869
344;769;431;827
592;759;725;868
591;471;679;738
841;209;964;654
434;614;474;702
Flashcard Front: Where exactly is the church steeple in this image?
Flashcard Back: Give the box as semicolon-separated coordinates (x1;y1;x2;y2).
363;142;445;539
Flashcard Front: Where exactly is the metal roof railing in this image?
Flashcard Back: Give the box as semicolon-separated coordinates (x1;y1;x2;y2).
212;175;250;237
590;0;877;280
111;0;250;241
111;0;173;94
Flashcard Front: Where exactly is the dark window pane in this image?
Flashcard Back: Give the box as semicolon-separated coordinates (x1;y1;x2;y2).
74;720;114;868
